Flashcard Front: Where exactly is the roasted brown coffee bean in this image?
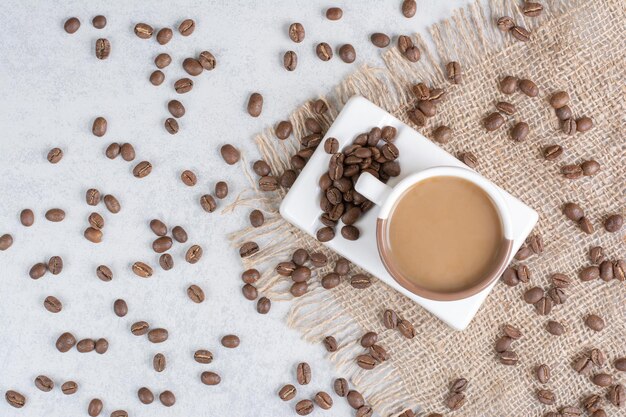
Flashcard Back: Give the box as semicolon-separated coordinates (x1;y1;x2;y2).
537;389;556;405
194;349;213;364
321;273;341;289
29;263;47;279
458;151;478;168
187;284;205;303
132;261;152;278
220;143;241;165
259;175;279;191
84;227;103;243
19;208;34;226
45;208;65;222
168;99;185;118
288;22;305;42
581;160;600;176
563;202;584;221
95;38;110;59
502;324;522;340
585;314;605;331
615;357;626;371
186;244;203;263
291;248;309;266
155;53;171;69
536;364;550;383
169;225;186;243
580;266;600;281
341;225;360;241
131;321;149;336
134;23;153;39
172;78;193;95
553;105;572;121
599;261;614;281
103;194;120;213
77;338;95;353
589;246;604;264
522;1;543;16
313;391;333;410
257;296;271;314
592;373;613;387
178;18;195;36
368;344;388;363
178;170;197;187
113;299;127;317
111;410;128;417
153;352;166;371
242;283;258;300
573;355;593;375
518;79;538;97
239;241;258;258
221;334;240;348
290;281;308;297
547;287;567;304
159;390;175;407
5;390;26;408
511;25;531;42
275;120;293;140
196;51;216;71
356;405;373;417
215;181;229;199
333;378;349;397
117;143;134;161
446;61;462;84
351;274;371;289
132;160;153;178
417;100;436;117
149;70;165;86
182;57;203;76
295;399;314;415
445;393;465;410
156;27;172;45
499;75;518;94
356;354;376;370
590;348;606;366
296;362;311;385
323;335;338;352
339;44;356;63
316;42;333;61
44;295;62;313
47;256;63;275
535;297;553;315
96;265;112;281
404;45;421;62
607;384;625;407
88;398;103;416
432;125;452;143
360;331;378;348
546;320;565;336
398;318;416;339
200;371;221;386
304;117;322;134
576;116;593;132
61;380;78;395
549;91;569;109
279;384;297;401
497;16;515;32
347;390;364;409
280;170;297;188
138;387;154;404
200;194;217;213
383;309;398;329
397;34;413;53
84;189;101;207
148;328;168;343
152;236;173;253
579;217;594;234
604;214;623;232
276;261;296;277
35;375;54;392
283;50;297;71
371;32;390;48
562;118;577;135
402;0;417;17
543;144;563;160
614;260;625;281
495;336;512;353
164;117;179;134
242;269;260;284
47;147;63;164
316;226;335;242
510;122;529;142
483;112;505;131
411;83;430;101
562;164;583;179
64;17;81;34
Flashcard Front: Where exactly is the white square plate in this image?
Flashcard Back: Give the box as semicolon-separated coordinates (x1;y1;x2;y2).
280;96;538;330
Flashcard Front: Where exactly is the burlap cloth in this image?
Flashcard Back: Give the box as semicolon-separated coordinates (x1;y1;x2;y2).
229;0;625;415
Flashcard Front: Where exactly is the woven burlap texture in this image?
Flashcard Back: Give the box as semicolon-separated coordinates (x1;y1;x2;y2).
229;0;625;415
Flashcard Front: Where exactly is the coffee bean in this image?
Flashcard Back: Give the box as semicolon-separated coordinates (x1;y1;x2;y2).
134;23;153;39
44;295;62;313
543;144;563;160
164;117;179;134
615;357;626;371
339;44;356;63
149;70;165;86
156;27;172;45
590;348;606;366
581;160;601;176
583;395;602;414
84;227;103;243
458;151;478;168
221;334;240;348
371;33;390;48
155;53;171;69
45;207;65;222
546;320;565;336
403;45;421;62
495;336;512;353
341;225;360;240
497;16;515;31
432;125;453;143
537;389;556;405
131;321;149;336
383;309;398;329
607;384;625;407
112;299;127;317
548;287;567;304
296;362;311;385
17;209;34;228
111;410;128;417
179;19;195;36
351;274;371;289
95;38;110;59
219;144;241;166
133;160;152;178
446;61;462;84
398;318;416;339
200;194;217;213
518;79;538;97
315;391;333;409
562;164;583;179
185;244;203;264
242;283;258;300
321;273;340;289
319;335;337;352
356;354;376;370
597;261;613;281
499;350;519;365
168;99;185;118
535;297;553;315
152;236;172;253
277;261;296;276
249;209;264;228
185;284;205;303
215;181;228;199
46;255;62;275
64;17;80;34
193;52;215;73
96;265;113;281
347;390;364;409
522;1;543;16
283;50;297;71
6;390;26;408
183;57;203;76
45;147;63;164
138;387;154;404
167;226;185;243
279;384;297;401
153;353;166;371
103;194;120;213
333;378;349;397
592;373;613;387
499;76;518;94
310;251;327;267
132;261;153;278
254;296;270;314
296;399;314;415
562;202;584;221
88;398;103;416
29;263;47;279
614;260;625;281
549;91;569;109
579;217;594;234
61;380;78;395
159;390;175;407
580;266;600;281
241;269;260;284
576;116;593;132
316;42;333;61
148;328;168;343
288;22;305;42
239;241;258;258
588;246;604;265
35;375;54;392
77;338;95;353
201;371;221;385
511;26;531;42
445;393;465;410
510;122;530;142
402;0;417;17
316;226;335;242
585;314;604;331
562;118;577;135
536;364;550;383
194;349;213;364
604;214;623;232
356;405;373;417
483;112;505;131
360;331;378;348
273;121;293;141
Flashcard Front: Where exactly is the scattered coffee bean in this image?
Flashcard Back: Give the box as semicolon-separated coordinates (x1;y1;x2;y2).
84;227;103;243
499;76;518;94
138;387;154;404
445;393;466;410
316;42;333;61
44;295;62;313
179;19;195;36
562;164;583;179
283;51;297;71
187;284;205;303
148;328;168;343
458;151;478;168
576;116;593;132
194;349;213;364
581;160;600;176
47;256;62;275
360;331;378;348
549;91;569;109
197;51;216;71
563;202;584;221
522;2;543;17
168;99;185;118
159;390;175;407
432;125;452;143
45;208;65;222
111;410;128;417
215;181;228;199
242;283;258;300
182;57;203;76
518;79;538;97
242;269;260;284
113;299;127;317
580;265;600;281
169;225;186;243
64;17;81;34
535;297;553;315
339;44;356;63
185;244;203;263
96;265;113;281
133;160;152;178
350;274;371;289
615;357;626;371
35;375;54;392
279;384;297;401
347;390;364;409
536;364;550;383
546;320;565;336
613;260;625;281
149;70;165;86
153;352;166;372
77;338;95;353
296;362;311;385
511;25;531;42
103;194;120;213
134;23;153;39
537;389;556;405
334;378;349;397
495;336;512;353
499;350;518;365
579;217;594;234
592;373;613;387
585;314;605;331
156;28;172;45
510;122;529;141
257;296;271;314
95;38;110;59
607;384;625;407
604;214;623;232
296;399;314;415
383;309;398;329
220;143;241;165
371;33;390;47
6;390;26;408
323;335;338;352
239;242;259;259
356;354;376;370
446;61;462;84
397;318;416;339
288;23;305;43
152;236;173;253
29;262;47;279
221;334;240;348
314;391;333;409
502;324;522;339
543;144;563;160
164;117;179;134
132;261;153;278
61;380;78;395
131;321;150;336
155;53;171;69
402;0;417;17
18;208;34;227
201;371;221;385
88;398;103;416
46;147;63;164
200;194;217;213
249;210;264;228
483;112;505;131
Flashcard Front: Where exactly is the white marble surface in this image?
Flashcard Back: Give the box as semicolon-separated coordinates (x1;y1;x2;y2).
0;1;468;416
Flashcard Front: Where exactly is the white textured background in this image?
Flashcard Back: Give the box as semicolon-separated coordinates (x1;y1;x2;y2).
0;1;468;416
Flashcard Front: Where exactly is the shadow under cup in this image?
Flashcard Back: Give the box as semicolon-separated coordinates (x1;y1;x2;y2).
376;176;513;301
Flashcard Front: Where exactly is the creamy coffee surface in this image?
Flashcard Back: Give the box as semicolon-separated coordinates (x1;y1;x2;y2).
387;176;503;293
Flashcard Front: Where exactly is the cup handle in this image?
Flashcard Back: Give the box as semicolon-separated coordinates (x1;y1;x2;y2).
355;172;392;206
